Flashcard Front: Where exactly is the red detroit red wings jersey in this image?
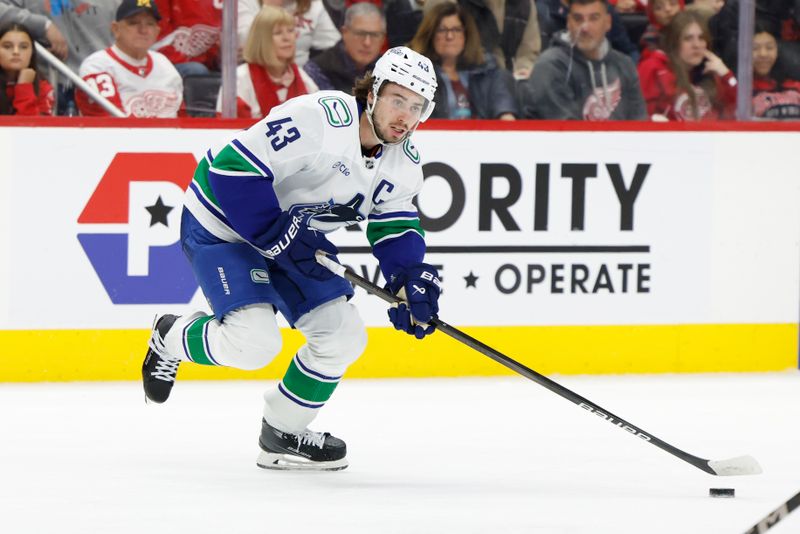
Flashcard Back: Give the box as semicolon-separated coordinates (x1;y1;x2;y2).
153;0;223;68
77;47;183;117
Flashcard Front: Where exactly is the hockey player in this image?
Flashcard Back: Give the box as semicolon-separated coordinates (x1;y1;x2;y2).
142;46;442;471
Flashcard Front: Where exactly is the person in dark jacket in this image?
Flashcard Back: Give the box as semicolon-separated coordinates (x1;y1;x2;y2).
409;1;517;119
537;0;639;63
303;2;384;92
456;0;541;79
519;0;646;119
385;0;425;48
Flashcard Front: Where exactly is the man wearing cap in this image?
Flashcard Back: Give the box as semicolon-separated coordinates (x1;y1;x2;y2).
76;0;183;117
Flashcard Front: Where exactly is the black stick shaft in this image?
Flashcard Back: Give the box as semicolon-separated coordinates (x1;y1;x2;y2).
743;491;800;533
340;264;717;475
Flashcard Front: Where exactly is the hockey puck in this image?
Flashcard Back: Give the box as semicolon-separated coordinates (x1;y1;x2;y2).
709;488;735;498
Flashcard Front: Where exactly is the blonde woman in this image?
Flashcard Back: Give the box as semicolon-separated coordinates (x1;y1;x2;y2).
237;0;340;66
226;5;319;119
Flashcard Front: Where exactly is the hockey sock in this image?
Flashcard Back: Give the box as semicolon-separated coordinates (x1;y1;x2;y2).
277;354;342;409
182;315;223;366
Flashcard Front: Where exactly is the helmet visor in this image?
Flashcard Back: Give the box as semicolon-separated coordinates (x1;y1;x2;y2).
375;93;432;123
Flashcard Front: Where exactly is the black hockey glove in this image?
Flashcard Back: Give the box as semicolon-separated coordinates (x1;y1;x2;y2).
262;211;338;281
386;263;442;339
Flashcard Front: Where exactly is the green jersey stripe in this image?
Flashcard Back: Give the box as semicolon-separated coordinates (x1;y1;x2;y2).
281;358;340;403
211;143;262;175
366;219;425;246
192;158;221;209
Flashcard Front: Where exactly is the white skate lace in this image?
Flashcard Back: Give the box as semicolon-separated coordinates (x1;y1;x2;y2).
297;430;326;449
152;357;180;382
149;328;168;355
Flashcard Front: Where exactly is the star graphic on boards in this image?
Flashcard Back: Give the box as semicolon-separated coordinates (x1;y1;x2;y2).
464;271;479;288
145;196;174;227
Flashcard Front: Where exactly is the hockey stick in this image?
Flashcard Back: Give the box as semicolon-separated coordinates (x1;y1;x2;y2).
743;490;800;533
316;253;762;477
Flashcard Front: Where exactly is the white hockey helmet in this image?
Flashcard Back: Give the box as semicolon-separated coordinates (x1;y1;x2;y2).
370;46;438;123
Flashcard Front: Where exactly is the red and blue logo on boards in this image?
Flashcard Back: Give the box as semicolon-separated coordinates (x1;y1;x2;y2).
77;153;199;304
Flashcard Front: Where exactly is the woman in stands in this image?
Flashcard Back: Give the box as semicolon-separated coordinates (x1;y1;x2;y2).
228;5;319;119
408;1;517;120
751;23;800;120
0;22;53;115
637;10;736;121
237;0;340;67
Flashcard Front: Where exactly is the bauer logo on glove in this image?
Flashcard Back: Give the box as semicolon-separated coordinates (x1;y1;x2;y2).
386;264;442;339
259;211;339;281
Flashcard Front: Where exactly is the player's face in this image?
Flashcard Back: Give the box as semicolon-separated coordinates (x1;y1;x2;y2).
433;14;466;62
370;83;426;143
567;2;611;58
272;23;297;64
752;31;778;78
112;12;160;59
0;30;33;75
342;14;385;69
677;22;707;68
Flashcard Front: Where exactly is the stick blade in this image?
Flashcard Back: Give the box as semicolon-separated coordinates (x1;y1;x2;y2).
708;455;762;476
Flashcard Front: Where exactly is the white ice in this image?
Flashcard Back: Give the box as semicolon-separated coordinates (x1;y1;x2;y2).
1;372;799;534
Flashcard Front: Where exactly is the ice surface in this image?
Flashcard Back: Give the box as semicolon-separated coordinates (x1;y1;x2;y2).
1;372;799;534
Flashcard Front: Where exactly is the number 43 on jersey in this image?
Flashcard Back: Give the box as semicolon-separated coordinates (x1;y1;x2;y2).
266;117;301;151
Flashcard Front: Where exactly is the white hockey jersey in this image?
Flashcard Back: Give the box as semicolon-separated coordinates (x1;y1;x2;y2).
77;45;183;118
185;90;427;276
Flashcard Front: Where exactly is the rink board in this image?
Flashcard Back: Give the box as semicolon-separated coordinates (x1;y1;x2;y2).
0;119;799;381
0;323;797;382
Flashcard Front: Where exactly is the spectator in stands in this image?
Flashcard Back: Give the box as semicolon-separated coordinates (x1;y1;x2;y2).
6;0;118;71
638;10;736;120
0;22;53;115
326;0;383;28
77;0;183;117
303;2;383;92
538;0;639;63
238;0;340;66
457;0;541;79
153;0;222;77
6;0;119;114
409;1;517;118
639;0;683;51
0;3;67;59
519;0;646;119
385;0;424;47
710;0;800;80
227;5;318;119
751;24;800;119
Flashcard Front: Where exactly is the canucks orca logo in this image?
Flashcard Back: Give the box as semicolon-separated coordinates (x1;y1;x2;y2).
290;194;365;232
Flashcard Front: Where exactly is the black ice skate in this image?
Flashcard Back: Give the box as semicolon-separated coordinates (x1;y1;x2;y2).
142;314;180;404
257;419;348;471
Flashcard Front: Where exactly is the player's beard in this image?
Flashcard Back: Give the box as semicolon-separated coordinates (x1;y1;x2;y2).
373;115;415;145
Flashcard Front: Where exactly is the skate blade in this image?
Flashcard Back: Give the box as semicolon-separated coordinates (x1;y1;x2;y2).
256;451;348;471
